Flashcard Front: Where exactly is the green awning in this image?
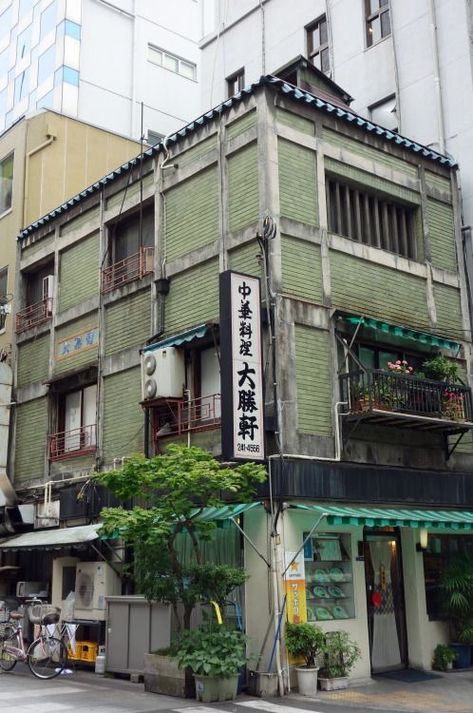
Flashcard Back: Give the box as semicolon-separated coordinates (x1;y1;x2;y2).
193;502;260;521
293;504;473;531
343;316;460;352
143;323;213;352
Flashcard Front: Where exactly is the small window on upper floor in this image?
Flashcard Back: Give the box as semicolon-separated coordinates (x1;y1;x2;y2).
148;44;197;81
326;175;418;260
0;266;7;331
365;0;391;47
102;205;155;292
369;95;397;132
306;15;330;74
0;153;13;215
226;68;245;98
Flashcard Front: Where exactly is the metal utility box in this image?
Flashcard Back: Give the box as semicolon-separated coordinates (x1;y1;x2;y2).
105;596;172;675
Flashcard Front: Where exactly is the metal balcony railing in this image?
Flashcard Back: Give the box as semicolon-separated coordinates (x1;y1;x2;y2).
339;369;473;424
153;393;221;445
16;298;52;333
101;246;154;293
48;424;97;461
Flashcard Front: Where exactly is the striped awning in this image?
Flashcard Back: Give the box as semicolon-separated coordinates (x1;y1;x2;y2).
0;523;102;550
293;504;473;531
343;316;460;352
143;323;214;353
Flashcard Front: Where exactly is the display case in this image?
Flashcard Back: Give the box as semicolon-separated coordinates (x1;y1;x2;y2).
304;532;355;622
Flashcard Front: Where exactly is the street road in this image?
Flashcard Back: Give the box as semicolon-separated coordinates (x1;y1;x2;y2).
0;666;468;713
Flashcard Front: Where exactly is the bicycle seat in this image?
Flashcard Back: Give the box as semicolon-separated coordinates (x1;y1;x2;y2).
9;611;23;620
42;612;59;626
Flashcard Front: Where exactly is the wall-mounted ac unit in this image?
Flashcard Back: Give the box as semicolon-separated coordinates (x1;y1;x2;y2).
74;562;121;621
51;556;80;613
141;346;185;401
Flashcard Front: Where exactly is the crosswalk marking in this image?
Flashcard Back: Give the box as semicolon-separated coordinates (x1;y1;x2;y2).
237;700;323;713
0;687;84;701
172;700;324;713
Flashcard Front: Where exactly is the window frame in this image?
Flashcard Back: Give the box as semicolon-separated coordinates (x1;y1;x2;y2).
226;68;245;98
423;533;473;621
365;0;391;48
326;174;418;260
0;152;13;216
306;14;330;75
148;43;197;81
51;382;97;459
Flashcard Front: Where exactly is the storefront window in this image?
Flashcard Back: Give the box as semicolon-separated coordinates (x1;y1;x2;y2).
423;534;473;620
304;532;355;622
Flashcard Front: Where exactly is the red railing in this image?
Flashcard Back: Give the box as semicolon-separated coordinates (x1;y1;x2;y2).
16;298;52;333
48;424;97;461
153;393;221;445
101;246;154;293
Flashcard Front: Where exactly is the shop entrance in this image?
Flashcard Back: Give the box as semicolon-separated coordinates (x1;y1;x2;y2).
363;529;408;673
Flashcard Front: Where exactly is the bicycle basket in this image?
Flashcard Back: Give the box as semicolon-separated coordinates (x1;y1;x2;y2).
27;604;61;624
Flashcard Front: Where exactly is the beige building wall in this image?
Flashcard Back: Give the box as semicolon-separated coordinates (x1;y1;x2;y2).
0;110;140;357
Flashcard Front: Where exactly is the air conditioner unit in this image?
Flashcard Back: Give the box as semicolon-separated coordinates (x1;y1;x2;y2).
74;562;121;621
16;581;48;598
51;556;80;612
141;346;185;401
42;275;54;315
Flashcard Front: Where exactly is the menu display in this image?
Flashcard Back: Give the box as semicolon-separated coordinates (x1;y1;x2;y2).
304;533;355;621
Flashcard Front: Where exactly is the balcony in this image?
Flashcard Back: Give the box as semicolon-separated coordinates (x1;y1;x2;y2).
48;424;97;461
101;246;154;293
16;298;52;333
339;369;473;433
152;393;221;447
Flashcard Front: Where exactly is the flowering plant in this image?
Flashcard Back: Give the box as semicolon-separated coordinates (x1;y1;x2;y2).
387;360;414;375
442;390;464;420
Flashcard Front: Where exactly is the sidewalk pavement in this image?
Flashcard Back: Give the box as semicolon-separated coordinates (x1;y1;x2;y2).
299;669;473;713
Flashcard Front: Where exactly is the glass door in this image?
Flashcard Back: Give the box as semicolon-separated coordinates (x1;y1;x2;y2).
364;530;408;672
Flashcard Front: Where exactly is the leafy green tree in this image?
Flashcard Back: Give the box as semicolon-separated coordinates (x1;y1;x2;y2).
95;444;266;630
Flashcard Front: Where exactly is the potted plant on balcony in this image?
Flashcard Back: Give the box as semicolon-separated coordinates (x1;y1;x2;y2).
95;445;266;697
440;552;473;668
285;622;325;697
422;355;459;383
176;625;248;703
318;630;361;691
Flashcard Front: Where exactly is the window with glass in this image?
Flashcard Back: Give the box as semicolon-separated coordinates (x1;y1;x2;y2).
366;0;391;47
0;7;11;41
306;15;330;74
0;153;13;215
0;267;7;330
37;45;56;85
226;68;245;98
326;175;417;260
51;384;97;458
148;44;197;81
423;534;473;620
304;532;355;622
40;1;57;41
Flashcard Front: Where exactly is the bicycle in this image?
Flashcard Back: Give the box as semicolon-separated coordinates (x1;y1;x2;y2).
0;608;67;679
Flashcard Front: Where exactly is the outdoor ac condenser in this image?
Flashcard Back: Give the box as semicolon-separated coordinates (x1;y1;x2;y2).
74;562;121;621
141;346;185;401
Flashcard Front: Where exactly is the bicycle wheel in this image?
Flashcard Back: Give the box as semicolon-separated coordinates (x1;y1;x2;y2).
27;636;66;679
0;626;18;672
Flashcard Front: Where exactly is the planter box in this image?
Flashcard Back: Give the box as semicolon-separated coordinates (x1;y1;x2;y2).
318;676;348;691
451;643;471;669
247;670;279;697
194;673;239;703
144;653;190;697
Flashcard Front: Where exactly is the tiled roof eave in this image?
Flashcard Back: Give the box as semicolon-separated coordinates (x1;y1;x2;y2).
18;76;456;241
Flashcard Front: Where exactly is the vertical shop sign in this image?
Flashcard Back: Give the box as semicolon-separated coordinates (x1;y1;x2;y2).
220;271;265;461
284;551;307;624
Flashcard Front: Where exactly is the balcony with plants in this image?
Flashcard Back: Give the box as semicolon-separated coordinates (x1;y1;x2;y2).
339;356;473;433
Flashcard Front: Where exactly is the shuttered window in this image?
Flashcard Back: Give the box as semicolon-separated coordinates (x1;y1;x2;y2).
326;176;417;260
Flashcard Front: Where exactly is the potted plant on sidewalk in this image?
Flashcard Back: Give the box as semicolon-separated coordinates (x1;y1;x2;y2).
176;625;247;703
285;622;325;697
432;644;457;671
318;630;361;691
440;552;473;668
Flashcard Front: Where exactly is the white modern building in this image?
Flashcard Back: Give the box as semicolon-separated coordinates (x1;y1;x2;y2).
0;0;202;141
200;0;473;228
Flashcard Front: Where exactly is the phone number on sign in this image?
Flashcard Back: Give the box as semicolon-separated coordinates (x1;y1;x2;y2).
236;443;261;453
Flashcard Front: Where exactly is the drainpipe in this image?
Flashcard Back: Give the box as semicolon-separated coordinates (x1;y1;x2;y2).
428;0;446;153
23;134;56;227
